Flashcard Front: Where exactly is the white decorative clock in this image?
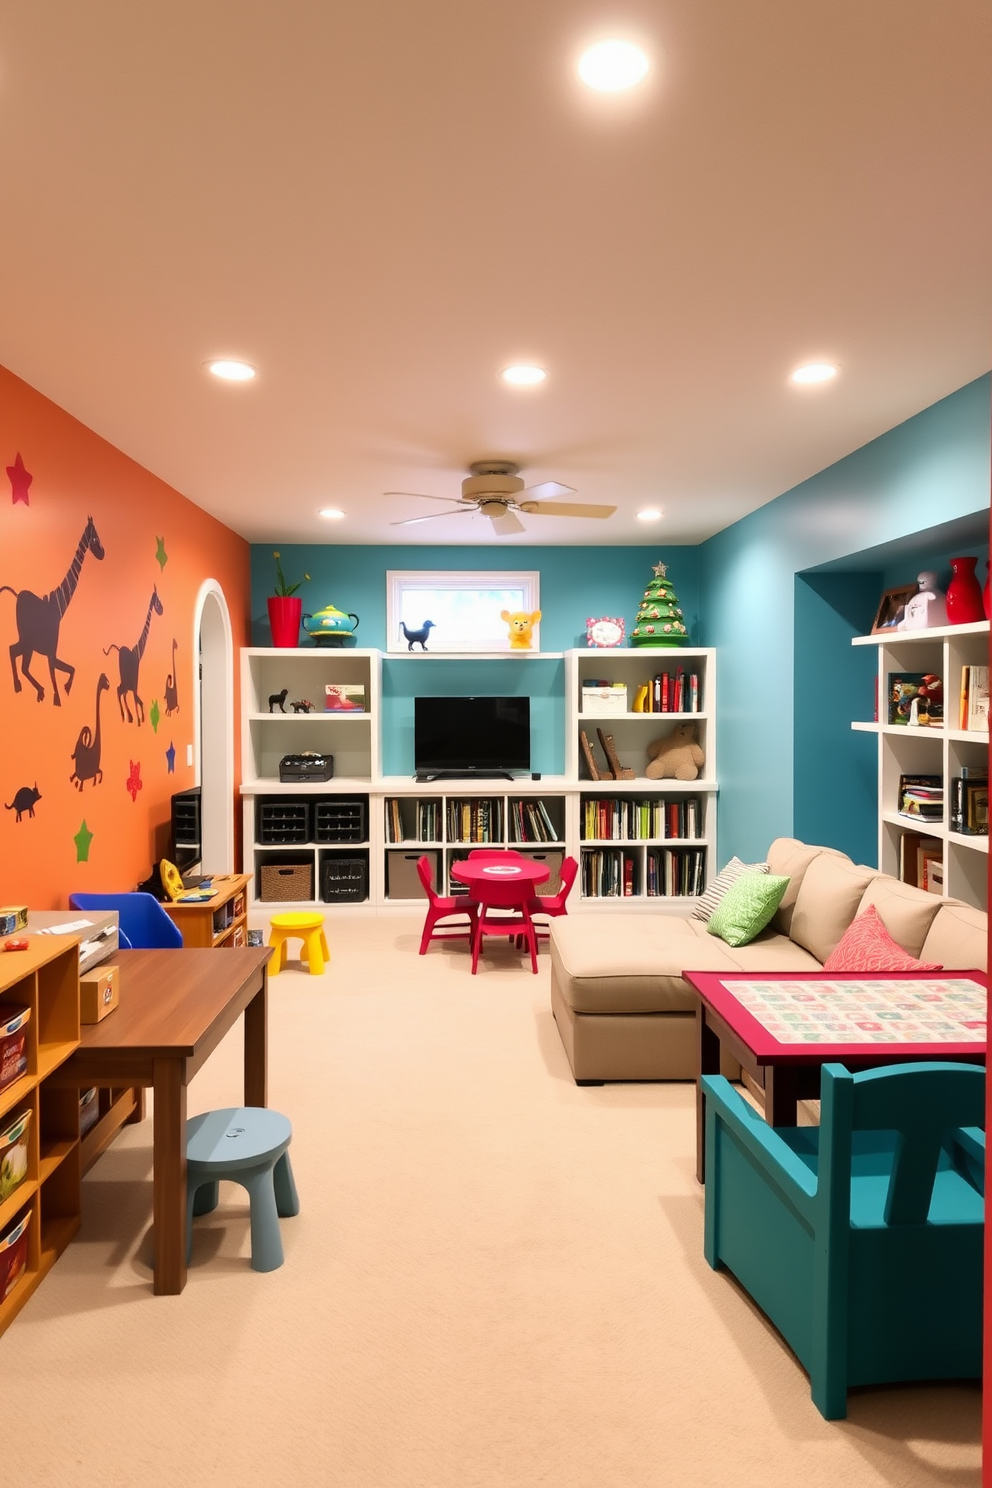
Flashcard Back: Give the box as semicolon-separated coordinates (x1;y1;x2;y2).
586;616;625;648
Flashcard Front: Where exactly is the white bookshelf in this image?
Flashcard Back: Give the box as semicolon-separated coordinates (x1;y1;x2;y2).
850;621;989;909
239;646;718;914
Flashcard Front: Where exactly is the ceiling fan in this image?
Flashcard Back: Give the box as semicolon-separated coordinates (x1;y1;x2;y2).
385;461;617;535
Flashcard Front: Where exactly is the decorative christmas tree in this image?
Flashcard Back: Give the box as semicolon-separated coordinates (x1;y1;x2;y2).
630;561;688;647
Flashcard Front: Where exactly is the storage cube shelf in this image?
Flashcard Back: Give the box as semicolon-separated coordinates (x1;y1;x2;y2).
851;620;989;910
240;646;718;912
0;938;81;1339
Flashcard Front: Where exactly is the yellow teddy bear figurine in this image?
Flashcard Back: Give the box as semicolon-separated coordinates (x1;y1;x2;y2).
501;608;542;650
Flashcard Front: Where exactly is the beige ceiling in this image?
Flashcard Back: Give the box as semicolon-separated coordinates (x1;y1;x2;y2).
0;1;989;546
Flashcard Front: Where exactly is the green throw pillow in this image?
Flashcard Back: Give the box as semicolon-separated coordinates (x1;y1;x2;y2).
706;872;790;948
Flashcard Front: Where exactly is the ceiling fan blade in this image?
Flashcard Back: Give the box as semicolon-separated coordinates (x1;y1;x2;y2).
522;480;576;500
488;509;526;535
390;507;476;527
517;501;617;519
383;491;464;505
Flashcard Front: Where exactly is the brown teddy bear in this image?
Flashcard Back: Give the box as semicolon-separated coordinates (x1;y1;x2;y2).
645;721;705;781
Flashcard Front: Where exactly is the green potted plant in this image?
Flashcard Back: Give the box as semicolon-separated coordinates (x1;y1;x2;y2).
268;552;310;648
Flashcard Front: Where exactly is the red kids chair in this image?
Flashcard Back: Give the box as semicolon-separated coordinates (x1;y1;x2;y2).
416;855;478;955
518;855;578;942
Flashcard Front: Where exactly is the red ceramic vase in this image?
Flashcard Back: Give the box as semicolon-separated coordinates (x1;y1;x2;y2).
945;556;985;626
267;595;303;648
984;562;991;621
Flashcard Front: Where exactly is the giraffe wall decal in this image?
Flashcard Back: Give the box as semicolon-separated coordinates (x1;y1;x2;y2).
1;515;105;705
104;585;164;724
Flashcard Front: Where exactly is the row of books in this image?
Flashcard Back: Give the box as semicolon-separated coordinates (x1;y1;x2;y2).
958;666;989;731
636;668;701;714
896;774;943;822
580;846;706;898
580;796;703;841
507;798;560;844
898;830;944;895
384;797;558;844
446;798;504;844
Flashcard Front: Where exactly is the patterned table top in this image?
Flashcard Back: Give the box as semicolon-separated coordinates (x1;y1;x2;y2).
683;970;988;1061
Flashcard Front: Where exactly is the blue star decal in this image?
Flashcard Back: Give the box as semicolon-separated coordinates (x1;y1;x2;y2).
166;741;176;773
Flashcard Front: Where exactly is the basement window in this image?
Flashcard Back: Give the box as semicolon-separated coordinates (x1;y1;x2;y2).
386;571;541;654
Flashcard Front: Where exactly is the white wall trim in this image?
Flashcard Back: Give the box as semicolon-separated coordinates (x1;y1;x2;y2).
192;578;235;873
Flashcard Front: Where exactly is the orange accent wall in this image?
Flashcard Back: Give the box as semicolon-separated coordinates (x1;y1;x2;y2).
0;365;250;908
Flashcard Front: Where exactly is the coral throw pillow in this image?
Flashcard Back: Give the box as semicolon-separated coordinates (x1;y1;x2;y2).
822;904;943;973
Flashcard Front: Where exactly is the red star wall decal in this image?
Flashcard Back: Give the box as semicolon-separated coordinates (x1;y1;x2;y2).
126;760;143;802
7;453;32;505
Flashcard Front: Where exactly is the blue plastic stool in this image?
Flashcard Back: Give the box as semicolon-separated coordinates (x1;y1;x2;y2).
186;1107;300;1272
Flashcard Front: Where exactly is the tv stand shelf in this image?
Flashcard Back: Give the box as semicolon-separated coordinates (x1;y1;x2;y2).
240;647;718;913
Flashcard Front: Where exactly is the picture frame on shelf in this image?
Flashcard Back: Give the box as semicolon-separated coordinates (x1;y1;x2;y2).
871;584;917;635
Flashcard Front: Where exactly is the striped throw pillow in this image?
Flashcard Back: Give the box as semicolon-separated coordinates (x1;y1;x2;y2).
691;856;769;921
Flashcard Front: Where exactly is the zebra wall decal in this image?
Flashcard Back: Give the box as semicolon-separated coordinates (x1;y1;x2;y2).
1;516;106;705
104;585;164;724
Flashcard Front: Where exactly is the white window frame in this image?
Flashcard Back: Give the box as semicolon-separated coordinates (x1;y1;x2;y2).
386;570;541;654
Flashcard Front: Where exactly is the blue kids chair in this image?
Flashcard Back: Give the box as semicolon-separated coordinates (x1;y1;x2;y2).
69;891;183;949
702;1060;985;1419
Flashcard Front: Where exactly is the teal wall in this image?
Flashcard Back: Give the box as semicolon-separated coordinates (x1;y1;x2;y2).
700;374;991;864
250;545;699;775
250;544;700;653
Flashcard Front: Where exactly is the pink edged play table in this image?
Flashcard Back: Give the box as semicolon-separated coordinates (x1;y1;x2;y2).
450;857;549;973
684;968;988;1182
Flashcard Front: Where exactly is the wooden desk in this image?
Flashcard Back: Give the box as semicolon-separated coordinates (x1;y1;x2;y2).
51;946;270;1294
162;873;250;948
686;968;988;1183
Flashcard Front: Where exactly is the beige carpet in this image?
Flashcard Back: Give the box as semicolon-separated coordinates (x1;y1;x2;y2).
9;917;981;1487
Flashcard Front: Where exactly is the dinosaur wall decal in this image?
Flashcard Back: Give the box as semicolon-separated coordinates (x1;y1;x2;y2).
164;637;180;716
5;783;41;821
1;515;105;705
104;585;164;724
70;672;110;789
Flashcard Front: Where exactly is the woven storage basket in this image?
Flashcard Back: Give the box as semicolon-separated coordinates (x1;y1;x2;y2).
260;863;313;902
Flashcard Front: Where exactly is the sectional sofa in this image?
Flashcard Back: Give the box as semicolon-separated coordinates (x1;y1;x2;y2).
549;837;988;1084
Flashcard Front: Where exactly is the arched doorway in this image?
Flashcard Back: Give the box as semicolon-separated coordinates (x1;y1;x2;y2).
193;580;234;873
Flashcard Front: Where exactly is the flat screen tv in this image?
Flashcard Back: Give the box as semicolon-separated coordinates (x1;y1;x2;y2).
414;696;531;779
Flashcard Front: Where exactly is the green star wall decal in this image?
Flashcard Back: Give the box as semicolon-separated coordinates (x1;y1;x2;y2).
74;820;94;862
155;536;168;570
150;698;161;732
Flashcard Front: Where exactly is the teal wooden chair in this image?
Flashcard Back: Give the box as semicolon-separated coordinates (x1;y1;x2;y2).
702;1061;985;1419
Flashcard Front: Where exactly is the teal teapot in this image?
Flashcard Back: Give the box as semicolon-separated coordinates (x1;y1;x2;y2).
301;603;360;646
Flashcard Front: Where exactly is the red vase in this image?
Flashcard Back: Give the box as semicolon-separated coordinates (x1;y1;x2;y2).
984;562;991;621
267;595;302;648
945;556;985;626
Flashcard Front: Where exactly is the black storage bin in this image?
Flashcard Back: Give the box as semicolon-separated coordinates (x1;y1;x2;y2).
257;799;311;845
320;853;369;904
314;797;367;844
279;753;334;782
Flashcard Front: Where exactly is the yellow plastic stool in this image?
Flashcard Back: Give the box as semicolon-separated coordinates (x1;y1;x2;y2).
268;911;330;976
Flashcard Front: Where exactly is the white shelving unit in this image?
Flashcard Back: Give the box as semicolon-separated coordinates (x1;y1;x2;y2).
239;646;718;914
851;620;989;910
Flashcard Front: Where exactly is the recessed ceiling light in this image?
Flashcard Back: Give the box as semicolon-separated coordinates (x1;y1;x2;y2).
501;364;547;386
205;359;256;382
578;40;650;92
318;507;345;520
790;362;838;385
636;508;663;522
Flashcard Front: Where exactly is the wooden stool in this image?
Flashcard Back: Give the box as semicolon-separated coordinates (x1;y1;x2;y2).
268;911;330;975
186;1106;300;1272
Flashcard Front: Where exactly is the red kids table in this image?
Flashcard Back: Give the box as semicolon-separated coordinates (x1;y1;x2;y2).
450;858;550;974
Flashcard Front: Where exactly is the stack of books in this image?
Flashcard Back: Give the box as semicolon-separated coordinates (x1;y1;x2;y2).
898;831;943;893
897;774;943;822
633;667;701;714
